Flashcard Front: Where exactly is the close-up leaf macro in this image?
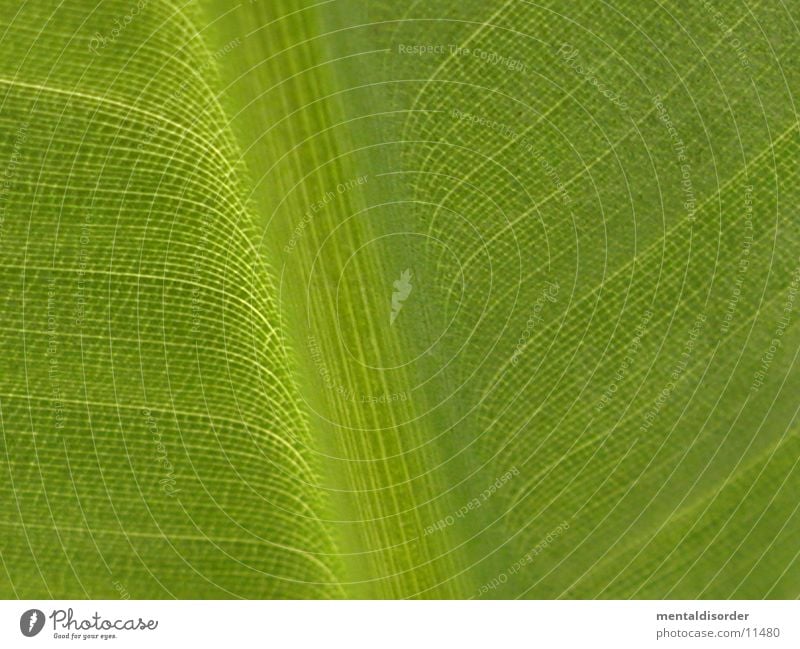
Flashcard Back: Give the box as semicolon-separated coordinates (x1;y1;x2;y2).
0;0;799;602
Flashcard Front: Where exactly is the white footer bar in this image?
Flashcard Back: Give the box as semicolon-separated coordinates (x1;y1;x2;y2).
1;600;795;648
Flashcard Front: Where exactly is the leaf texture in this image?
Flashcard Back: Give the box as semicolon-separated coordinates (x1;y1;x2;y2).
0;0;799;599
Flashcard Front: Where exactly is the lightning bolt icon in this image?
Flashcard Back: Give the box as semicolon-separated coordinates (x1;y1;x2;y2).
28;611;37;632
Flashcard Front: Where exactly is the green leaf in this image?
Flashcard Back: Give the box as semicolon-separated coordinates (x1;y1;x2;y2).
1;0;798;599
